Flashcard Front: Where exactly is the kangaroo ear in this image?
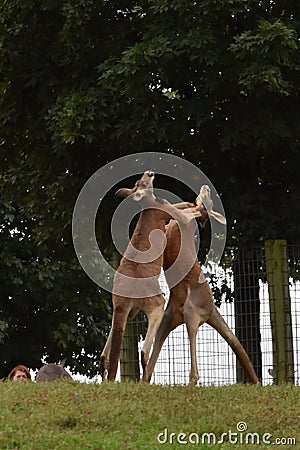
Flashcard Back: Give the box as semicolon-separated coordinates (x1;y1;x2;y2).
210;211;227;225
115;188;133;197
60;358;67;367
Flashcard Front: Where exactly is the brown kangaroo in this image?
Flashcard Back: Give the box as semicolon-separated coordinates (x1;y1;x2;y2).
100;171;200;381
146;188;259;384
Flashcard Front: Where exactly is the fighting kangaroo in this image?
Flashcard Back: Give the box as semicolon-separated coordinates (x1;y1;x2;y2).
146;186;259;384
100;171;200;381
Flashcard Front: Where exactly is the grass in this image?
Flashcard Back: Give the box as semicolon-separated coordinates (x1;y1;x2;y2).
0;381;299;449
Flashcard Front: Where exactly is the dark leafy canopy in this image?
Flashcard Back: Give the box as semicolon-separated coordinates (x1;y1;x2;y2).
0;0;299;377
98;0;300;244
0;198;112;378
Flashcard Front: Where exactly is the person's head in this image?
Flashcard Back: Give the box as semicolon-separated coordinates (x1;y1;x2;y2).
8;365;31;381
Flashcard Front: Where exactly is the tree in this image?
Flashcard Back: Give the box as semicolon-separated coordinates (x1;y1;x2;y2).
0;196;114;378
97;0;300;246
0;0;139;377
0;0;299;377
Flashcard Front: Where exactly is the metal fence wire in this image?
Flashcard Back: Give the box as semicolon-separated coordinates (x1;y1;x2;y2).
120;241;300;386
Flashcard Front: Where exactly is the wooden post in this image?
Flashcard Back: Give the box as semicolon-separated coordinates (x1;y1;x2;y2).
265;240;294;384
120;318;140;382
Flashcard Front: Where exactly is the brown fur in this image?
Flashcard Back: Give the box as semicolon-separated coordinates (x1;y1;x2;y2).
100;172;198;381
146;201;259;384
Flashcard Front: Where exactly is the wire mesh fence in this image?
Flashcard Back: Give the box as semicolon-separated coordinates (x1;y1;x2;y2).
119;241;300;386
288;245;300;385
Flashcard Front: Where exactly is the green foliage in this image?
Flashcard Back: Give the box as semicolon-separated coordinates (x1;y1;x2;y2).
0;197;111;378
97;0;300;245
47;90;100;144
231;19;298;95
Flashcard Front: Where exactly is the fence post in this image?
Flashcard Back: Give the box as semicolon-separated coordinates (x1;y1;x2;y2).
265;240;294;384
120;319;140;382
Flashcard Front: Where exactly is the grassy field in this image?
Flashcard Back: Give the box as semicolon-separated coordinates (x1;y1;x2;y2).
0;381;299;449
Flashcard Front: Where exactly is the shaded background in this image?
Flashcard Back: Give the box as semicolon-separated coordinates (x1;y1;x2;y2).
0;0;299;377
